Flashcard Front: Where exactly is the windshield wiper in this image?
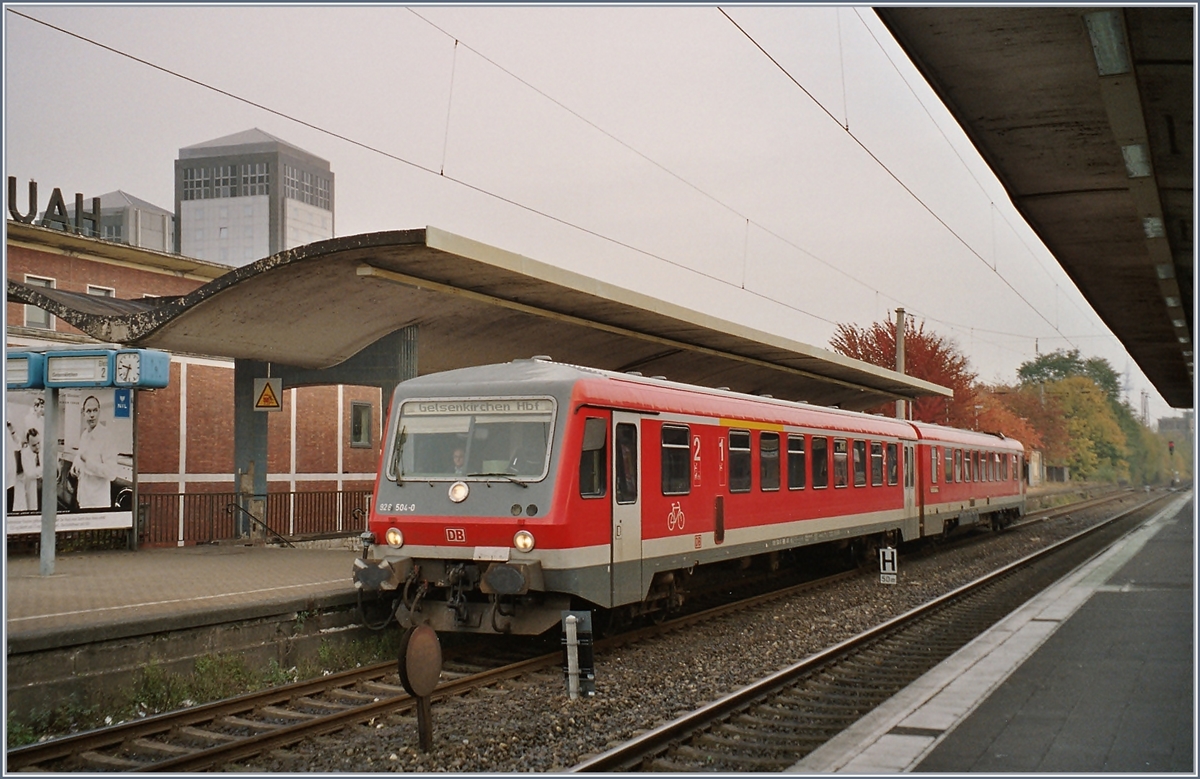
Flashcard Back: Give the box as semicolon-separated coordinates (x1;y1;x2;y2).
468;472;529;488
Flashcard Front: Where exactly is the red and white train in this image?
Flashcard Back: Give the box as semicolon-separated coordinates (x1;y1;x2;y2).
353;358;1025;635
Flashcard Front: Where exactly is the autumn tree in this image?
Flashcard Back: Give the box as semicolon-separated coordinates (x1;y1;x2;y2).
830;317;977;427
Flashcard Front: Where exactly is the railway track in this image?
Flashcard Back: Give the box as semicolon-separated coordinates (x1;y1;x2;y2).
567;491;1170;772
5;566;861;772
7;488;1135;771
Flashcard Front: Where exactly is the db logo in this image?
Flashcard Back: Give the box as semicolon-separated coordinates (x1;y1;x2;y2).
445;528;467;543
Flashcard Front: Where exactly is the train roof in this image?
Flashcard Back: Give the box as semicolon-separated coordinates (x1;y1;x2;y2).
909;420;1025;452
393;359;919;436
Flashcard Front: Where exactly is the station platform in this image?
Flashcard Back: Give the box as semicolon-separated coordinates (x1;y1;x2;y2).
5;542;362;654
791;489;1194;774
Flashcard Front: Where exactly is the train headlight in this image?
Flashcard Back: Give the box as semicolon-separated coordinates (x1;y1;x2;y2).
448;480;470;503
385;527;404;548
513;529;535;553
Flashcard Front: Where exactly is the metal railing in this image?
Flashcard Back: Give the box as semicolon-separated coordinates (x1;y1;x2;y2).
136;489;371;547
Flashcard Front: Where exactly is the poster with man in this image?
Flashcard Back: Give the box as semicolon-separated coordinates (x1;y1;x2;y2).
5;387;134;534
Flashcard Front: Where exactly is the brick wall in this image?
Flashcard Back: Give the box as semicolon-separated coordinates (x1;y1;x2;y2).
8;241;385;502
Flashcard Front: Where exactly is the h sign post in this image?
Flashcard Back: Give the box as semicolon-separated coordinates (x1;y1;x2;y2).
879;547;898;585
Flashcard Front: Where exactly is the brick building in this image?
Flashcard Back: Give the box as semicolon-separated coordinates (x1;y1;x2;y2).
6;220;380;546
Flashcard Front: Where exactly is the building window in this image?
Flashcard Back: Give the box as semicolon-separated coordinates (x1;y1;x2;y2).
728;429;751;493
284;165;300;200
661;424;690;496
213;165;236;198
240;162;269;196
852;440;867;487
87;285;115;297
350;403;372;448
316;176;331;210
759;431;780;492
787;434;806;489
183;167;210;200
102;222;123;241
23;275;54;329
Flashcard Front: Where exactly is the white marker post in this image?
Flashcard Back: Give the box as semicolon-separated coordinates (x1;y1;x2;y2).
879;546;898;585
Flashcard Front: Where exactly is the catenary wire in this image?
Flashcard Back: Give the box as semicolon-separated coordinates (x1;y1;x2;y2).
9;7;1107;355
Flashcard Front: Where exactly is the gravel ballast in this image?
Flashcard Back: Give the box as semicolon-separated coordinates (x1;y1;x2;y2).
235;492;1145;773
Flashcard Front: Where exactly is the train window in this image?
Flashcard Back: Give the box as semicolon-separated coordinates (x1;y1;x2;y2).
812;436;829;488
945;447;954;483
886;442;898;485
972;451;980;482
760;432;781;491
954;449;962;482
787;434;806;489
579;418;607;499
1003;454;1010;481
661;425;691;495
729;430;752;493
615;423;638;504
929;446;938;484
852;440;867;487
833;439;848;488
871;442;884;486
389;397;555;482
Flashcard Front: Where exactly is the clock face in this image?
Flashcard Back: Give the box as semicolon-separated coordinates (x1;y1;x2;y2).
116;352;140;383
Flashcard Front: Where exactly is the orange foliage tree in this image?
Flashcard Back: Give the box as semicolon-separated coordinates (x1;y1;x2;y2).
830;318;978;427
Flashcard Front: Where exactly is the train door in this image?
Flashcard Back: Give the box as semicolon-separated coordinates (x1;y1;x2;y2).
903;442;916;519
611;412;642;606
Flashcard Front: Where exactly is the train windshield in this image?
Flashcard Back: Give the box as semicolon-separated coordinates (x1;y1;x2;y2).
387;397;557;482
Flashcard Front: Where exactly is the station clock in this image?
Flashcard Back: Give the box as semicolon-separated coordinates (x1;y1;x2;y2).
113;349;170;388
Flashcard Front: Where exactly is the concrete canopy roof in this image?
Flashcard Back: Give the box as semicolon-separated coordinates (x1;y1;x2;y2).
8;225;950;412
876;7;1194;409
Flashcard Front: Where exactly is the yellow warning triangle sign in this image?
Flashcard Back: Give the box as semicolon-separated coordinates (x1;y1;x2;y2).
255;380;281;410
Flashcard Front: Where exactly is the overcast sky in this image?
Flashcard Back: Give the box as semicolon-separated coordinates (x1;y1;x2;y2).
3;5;1182;421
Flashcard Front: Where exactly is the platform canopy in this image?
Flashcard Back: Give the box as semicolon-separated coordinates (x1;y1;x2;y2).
7;224;950;411
877;7;1193;409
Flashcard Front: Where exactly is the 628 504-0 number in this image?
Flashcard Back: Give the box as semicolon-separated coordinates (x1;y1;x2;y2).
378;503;417;513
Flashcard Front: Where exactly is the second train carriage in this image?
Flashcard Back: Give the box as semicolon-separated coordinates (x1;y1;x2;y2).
353;358;1025;635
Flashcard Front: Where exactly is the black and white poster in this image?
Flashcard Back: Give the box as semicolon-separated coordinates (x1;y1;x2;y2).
5;388;134;534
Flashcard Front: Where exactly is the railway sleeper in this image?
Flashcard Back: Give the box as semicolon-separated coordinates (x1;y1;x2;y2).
218;715;283;733
258;705;320;721
326;687;380;703
176;725;239;745
361;680;407;696
671;743;796;771
724;705;849;734
293;696;353;712
749;703;866;729
770;695;874;715
127;737;198;758
702;726;827;749
79;750;142;770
